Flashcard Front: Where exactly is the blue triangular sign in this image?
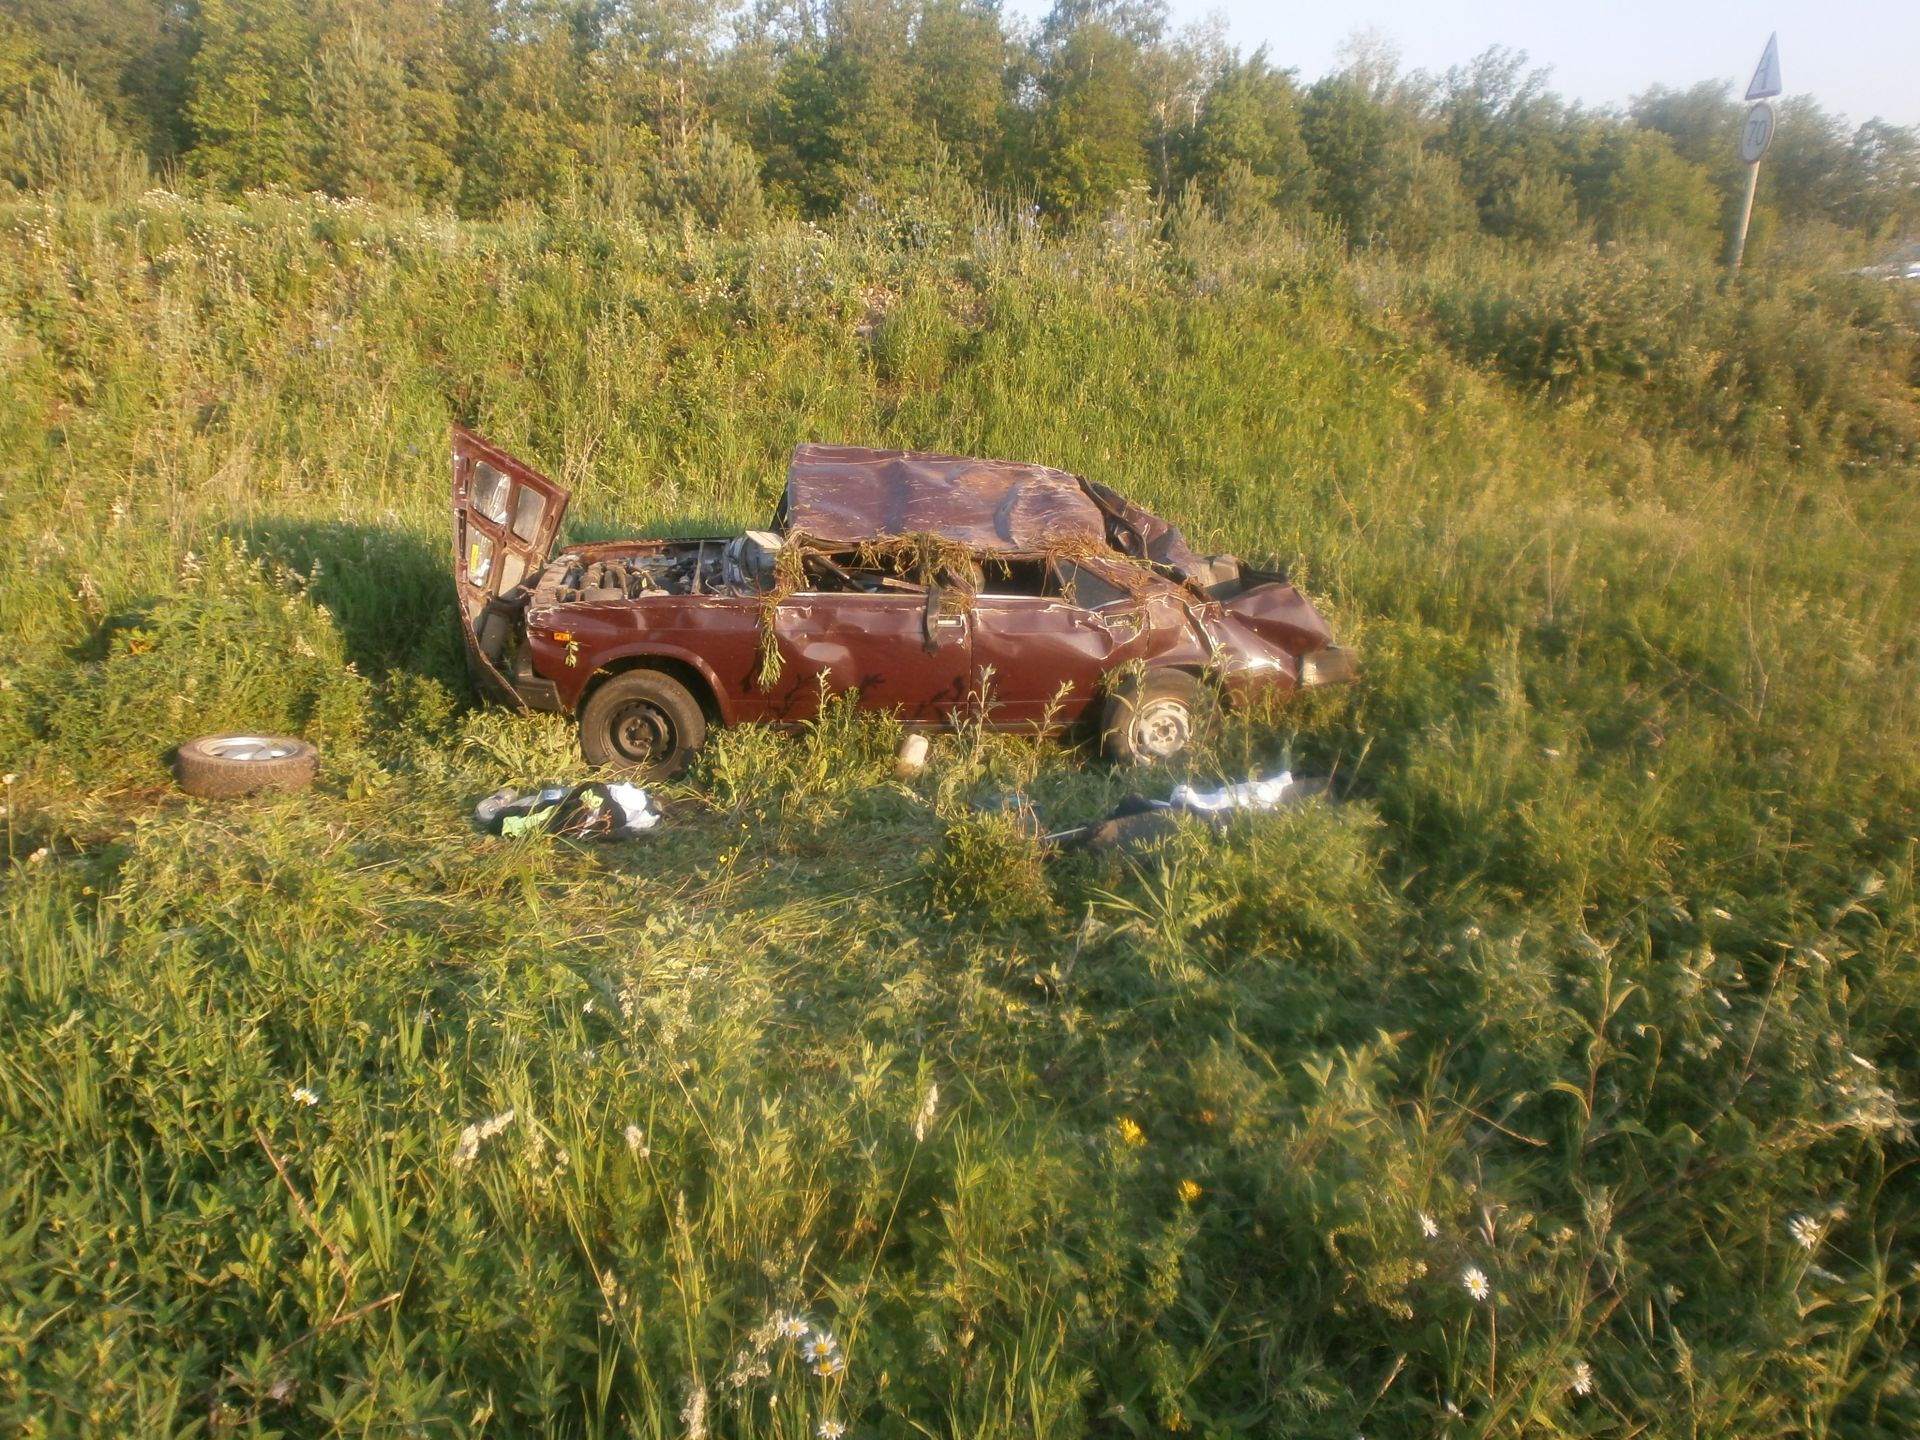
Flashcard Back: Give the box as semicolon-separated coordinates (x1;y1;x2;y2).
1746;33;1782;100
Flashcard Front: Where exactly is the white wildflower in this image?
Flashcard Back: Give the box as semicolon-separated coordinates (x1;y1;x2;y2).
1571;1360;1594;1396
624;1124;650;1157
680;1382;708;1440
818;1422;846;1439
1462;1267;1491;1301
453;1108;516;1168
290;1085;320;1107
775;1312;810;1341
1418;1211;1439;1239
913;1081;940;1143
803;1327;846;1377
804;1330;841;1366
1;773;16;786
1789;1213;1823;1251
1463;925;1481;941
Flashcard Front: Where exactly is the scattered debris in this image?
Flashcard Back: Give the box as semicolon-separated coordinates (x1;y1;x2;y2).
1167;773;1313;814
475;781;660;839
895;732;930;779
1050;771;1334;851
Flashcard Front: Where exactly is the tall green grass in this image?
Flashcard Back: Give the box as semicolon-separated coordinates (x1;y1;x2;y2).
1;190;1917;1436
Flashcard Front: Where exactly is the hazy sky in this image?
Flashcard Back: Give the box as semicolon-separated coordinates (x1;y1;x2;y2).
1007;2;1920;129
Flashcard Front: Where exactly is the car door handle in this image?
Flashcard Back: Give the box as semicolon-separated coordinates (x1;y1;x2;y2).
926;612;968;645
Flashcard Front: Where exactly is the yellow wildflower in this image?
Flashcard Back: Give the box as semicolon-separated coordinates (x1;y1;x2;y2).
1117;1117;1146;1148
1178;1179;1202;1204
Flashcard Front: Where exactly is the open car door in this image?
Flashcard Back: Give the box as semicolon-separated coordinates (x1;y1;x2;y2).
451;427;570;710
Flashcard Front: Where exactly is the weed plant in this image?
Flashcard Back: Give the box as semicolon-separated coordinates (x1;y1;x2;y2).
0;190;1916;1436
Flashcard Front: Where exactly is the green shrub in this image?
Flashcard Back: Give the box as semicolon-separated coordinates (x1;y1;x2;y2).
1421;244;1920;464
927;807;1054;928
28;539;369;789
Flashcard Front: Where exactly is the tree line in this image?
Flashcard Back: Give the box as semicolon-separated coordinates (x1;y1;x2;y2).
2;0;1915;253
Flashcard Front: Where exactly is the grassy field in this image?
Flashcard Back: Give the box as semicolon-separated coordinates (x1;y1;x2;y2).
2;190;1919;1437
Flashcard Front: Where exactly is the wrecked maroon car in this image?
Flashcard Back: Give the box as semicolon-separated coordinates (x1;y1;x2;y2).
452;427;1354;775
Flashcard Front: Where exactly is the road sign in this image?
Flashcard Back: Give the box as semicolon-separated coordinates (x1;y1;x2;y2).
1746;33;1782;100
1740;101;1775;163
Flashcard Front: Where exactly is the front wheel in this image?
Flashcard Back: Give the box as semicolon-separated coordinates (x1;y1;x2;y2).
578;670;707;778
1101;669;1211;766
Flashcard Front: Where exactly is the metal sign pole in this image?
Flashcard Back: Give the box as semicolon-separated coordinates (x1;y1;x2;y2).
1731;35;1782;275
1729;155;1761;272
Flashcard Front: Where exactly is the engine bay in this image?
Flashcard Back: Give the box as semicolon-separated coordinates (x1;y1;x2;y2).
544;532;784;604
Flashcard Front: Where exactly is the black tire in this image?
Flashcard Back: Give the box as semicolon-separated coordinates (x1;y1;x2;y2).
174;734;318;798
1101;669;1210;766
578;670;707;778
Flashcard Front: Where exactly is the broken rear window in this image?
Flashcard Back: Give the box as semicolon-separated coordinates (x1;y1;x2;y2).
466;531;495;586
472;461;511;525
512;485;547;543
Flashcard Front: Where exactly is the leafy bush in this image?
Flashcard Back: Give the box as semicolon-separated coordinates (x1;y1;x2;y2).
1421;244;1920;463
26;540;369;789
927;807;1054;927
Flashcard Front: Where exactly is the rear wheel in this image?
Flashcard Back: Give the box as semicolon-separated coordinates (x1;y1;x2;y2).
579;670;707;778
1101;669;1209;766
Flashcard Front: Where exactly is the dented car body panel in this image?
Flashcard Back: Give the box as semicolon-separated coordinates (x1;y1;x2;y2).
451;428;1351;746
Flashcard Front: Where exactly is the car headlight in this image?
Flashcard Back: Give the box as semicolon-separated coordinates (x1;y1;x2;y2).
1300;646;1357;686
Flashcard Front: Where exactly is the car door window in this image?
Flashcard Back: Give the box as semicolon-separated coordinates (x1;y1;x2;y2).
1048;559;1131;610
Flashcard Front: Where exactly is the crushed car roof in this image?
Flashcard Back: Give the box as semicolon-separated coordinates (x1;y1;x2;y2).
782;445;1109;553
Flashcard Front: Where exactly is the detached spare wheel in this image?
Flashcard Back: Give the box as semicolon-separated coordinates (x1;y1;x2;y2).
174;735;318;798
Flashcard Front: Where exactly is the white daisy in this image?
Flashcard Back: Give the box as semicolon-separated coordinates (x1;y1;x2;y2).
1571;1360;1594;1396
1462;1266;1491;1301
1418;1211;1439;1239
1789;1213;1823;1251
776;1313;810;1341
290;1085;320;1107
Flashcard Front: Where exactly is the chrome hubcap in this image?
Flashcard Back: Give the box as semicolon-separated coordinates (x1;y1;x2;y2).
203;736;298;762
